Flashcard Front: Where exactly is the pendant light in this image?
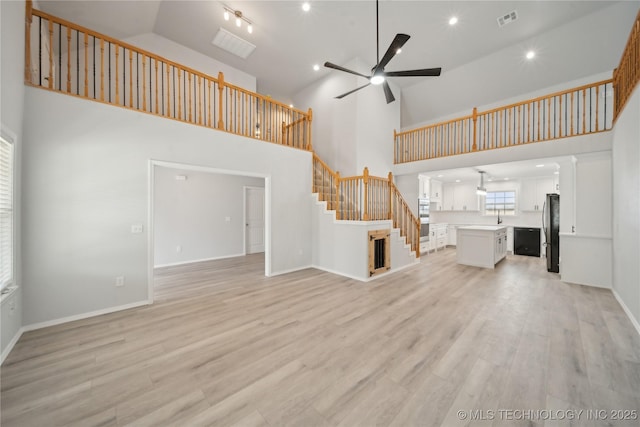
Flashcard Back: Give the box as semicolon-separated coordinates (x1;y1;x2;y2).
477;171;487;196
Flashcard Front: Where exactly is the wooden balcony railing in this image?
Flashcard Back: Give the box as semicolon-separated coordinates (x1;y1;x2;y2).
613;9;640;122
395;79;614;164
313;154;421;257
24;1;312;150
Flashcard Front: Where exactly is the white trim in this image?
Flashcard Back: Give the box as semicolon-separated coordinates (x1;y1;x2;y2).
310;260;420;283
269;264;313;277
147;161;155;304
1;327;23;365
612;289;640;338
154;253;246;268
21;300;151;333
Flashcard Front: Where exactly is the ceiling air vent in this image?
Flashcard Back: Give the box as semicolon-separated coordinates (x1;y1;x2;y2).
497;10;518;28
212;28;256;59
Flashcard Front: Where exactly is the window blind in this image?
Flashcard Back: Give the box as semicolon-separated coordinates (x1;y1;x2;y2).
0;135;14;290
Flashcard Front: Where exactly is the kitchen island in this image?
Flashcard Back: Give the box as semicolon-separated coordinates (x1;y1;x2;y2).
456;225;508;268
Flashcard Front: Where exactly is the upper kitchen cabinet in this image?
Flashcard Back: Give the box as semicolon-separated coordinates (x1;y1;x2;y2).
430;179;442;202
442;181;478;211
418;175;430;199
520;177;555;211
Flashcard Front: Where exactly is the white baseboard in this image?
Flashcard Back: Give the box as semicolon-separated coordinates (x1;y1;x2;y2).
311;265;367;282
1;327;24;365
269;265;313;277
22;300;152;333
154;253;246;268
612;289;640;337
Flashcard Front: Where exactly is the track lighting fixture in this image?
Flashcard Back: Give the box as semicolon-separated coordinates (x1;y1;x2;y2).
223;5;254;34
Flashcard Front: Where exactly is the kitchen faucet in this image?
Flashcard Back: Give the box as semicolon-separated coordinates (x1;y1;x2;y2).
497;211;503;224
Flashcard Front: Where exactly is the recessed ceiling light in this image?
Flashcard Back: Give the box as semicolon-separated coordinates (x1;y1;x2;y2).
437;174;444;178
554;171;560;175
302;2;310;12
536;164;544;168
504;177;509;180
313;64;320;71
487;178;493;182
449;16;458;26
526;50;535;60
455;179;461;183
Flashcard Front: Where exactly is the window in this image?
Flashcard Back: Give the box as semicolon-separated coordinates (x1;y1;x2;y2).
485;190;515;216
0;133;14;290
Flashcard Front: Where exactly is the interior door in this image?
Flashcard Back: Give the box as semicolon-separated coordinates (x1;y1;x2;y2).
245;187;265;254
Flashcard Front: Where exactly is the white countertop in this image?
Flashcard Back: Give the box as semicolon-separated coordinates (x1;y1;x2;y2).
458;225;508;232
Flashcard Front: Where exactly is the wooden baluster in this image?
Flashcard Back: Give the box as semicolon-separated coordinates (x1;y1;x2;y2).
165;65;170;117
582;89;586;133
217;72;224;129
595;85;600;131
537;101;541;141
99;39;104;101
141;55;146;110
154;60;159;114
472;107;478;151
66;27;71;92
187;73;192;122
388;172;393;220
207;79;213;127
84;33;90;96
517;105;521;144
559;95;563;136
508;107;512;146
526;103;531;142
128;49;133;107
115;46;119;104
236;90;241;135
363;167;369;221
177;69;182;120
197;76;203;125
570;92;574;135
547;98;551;140
335;172;341;219
307;108;313;151
48;20;54;89
25;0;33;83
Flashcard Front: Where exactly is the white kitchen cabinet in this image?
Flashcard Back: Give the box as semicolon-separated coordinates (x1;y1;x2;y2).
520;177;555;211
447;225;457;246
419;175;430;198
430;179;442;202
507;227;514;253
429;224;448;252
456;226;508;268
442;182;478;211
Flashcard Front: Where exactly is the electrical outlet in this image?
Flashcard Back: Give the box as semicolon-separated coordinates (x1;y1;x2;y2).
115;276;125;287
131;224;143;234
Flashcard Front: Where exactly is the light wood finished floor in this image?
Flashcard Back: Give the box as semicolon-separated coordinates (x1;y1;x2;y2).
2;250;640;426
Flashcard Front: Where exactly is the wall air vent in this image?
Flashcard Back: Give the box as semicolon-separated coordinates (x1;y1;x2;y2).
497;10;518;27
212;28;256;59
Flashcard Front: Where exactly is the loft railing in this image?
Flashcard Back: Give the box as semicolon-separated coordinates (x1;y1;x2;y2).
312;154;421;257
613;9;640;121
394;79;614;164
23;1;312;150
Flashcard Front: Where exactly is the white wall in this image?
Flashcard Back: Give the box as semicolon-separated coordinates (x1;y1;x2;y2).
22;87;312;326
400;2;637;128
123;33;256;91
612;86;640;330
1;0;25;362
154;167;264;267
293;58;400;177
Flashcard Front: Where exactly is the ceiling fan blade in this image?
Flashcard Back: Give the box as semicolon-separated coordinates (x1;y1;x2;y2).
335;83;372;99
382;81;395;104
385;67;442;77
324;62;370;79
374;33;410;72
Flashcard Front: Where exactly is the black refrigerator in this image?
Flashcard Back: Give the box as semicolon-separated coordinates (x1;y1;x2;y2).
543;193;560;273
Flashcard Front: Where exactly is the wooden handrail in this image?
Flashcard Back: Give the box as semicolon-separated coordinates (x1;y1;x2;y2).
613;8;640;121
25;2;312;150
312;153;421;257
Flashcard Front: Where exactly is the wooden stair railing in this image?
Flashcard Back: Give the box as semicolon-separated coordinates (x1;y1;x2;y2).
24;0;312;151
613;9;640;122
395;79;614;164
312;153;421;257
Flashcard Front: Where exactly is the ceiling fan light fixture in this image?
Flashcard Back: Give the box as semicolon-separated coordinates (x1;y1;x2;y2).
370;75;385;85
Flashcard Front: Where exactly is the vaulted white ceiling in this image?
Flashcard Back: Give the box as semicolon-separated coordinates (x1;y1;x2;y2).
37;1;636;127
